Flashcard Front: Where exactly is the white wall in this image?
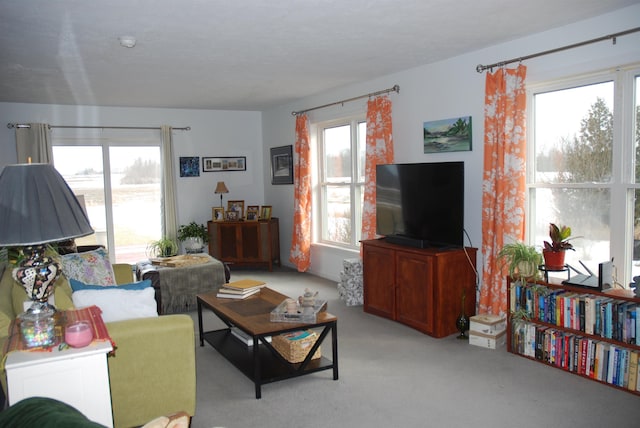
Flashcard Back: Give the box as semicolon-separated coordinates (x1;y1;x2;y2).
263;4;640;282
0;103;264;229
1;5;638;282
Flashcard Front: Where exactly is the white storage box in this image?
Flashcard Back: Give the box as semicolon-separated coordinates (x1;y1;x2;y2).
470;314;506;335
469;330;506;350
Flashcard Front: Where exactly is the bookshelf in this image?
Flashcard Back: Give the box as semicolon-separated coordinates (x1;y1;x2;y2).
507;277;640;395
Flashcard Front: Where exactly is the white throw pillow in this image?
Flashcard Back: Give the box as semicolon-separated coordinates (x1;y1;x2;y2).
72;287;158;323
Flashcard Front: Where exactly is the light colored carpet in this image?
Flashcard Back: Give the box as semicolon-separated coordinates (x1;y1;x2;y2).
188;267;640;428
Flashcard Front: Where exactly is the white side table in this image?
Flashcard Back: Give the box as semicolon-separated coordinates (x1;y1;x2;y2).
5;341;114;427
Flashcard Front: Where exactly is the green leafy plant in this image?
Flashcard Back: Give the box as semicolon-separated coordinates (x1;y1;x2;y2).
543;223;575;252
497;242;543;280
177;221;208;243
147;237;178;258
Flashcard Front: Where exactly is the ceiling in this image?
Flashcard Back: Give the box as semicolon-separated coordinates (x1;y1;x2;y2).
0;0;637;111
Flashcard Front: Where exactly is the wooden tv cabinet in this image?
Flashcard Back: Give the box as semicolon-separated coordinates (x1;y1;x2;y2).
207;218;280;271
361;239;477;338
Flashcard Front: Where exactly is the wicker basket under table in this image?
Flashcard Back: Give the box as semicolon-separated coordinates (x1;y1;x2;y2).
271;330;321;363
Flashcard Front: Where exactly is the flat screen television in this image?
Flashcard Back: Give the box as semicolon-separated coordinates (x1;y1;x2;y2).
376;161;464;248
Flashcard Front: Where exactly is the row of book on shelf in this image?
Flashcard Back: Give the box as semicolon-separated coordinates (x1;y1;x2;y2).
511;321;640;392
216;279;266;299
510;281;638;344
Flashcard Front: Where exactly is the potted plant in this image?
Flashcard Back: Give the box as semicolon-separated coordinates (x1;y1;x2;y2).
177;221;208;253
147;237;178;258
497;241;543;280
542;223;575;270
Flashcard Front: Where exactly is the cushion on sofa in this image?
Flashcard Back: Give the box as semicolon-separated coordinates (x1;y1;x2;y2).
72;286;158;322
60;247;116;285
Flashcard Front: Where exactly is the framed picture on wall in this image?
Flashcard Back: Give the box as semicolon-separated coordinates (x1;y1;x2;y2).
423;116;472;153
270;145;293;184
179;157;200;177
203;156;246;172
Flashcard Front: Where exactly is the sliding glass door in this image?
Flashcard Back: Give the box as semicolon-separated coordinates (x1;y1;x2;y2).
53;139;161;264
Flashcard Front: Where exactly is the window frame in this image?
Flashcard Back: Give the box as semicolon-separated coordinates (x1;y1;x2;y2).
313;114;367;250
526;64;640;284
52;130;162;263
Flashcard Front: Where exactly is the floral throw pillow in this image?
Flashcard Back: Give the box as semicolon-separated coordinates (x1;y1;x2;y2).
60;247;116;286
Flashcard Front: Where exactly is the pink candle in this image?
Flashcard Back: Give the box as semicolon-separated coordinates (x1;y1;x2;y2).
65;321;93;348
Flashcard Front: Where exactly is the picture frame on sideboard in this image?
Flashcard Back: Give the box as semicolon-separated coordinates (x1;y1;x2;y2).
227;200;244;219
212;207;225;222
260;205;272;221
246;205;259;221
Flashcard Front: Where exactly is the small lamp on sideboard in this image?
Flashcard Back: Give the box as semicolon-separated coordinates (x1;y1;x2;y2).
214;181;229;209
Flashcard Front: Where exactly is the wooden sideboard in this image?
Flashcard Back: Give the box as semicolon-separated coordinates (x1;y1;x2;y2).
361;239;477;338
207;218;280;271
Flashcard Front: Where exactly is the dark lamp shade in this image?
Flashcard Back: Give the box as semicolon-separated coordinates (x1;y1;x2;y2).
0;163;94;246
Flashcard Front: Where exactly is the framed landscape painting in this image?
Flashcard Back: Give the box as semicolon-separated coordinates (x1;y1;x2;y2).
423;116;472;153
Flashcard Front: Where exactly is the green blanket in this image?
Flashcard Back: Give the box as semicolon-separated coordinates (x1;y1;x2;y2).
0;397;105;427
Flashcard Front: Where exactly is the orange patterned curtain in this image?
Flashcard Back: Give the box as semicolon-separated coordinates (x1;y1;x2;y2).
289;114;312;272
479;65;527;315
361;96;394;242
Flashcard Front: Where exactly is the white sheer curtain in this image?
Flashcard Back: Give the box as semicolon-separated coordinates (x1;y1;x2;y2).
15;123;53;163
161;125;178;240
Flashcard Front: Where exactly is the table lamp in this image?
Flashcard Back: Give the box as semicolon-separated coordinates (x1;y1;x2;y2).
0;163;94;347
214;181;229;208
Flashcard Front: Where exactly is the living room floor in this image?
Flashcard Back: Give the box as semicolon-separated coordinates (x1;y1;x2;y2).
188;267;640;428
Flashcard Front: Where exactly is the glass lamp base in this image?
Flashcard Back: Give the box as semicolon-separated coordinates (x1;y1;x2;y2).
18;302;56;348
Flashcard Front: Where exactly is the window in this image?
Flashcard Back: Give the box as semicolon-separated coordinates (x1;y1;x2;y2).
53;134;162;264
315;116;366;248
528;66;640;283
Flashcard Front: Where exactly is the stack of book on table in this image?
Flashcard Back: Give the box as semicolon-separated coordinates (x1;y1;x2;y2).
216;279;266;299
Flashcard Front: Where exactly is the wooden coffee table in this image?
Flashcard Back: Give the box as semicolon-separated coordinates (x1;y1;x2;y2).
197;287;338;398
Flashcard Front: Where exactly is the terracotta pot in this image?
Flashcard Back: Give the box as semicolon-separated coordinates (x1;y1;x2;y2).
543;249;566;270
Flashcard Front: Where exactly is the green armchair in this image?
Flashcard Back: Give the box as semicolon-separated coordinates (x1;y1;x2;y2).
0;261;196;428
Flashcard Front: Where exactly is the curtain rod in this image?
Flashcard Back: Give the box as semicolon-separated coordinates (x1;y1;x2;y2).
476;26;640;73
291;84;399;116
6;123;191;131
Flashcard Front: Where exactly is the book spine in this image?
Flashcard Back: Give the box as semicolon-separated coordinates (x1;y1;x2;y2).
605;302;613;339
635;351;640;391
589;340;598;378
595;299;602;336
607;345;616;383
